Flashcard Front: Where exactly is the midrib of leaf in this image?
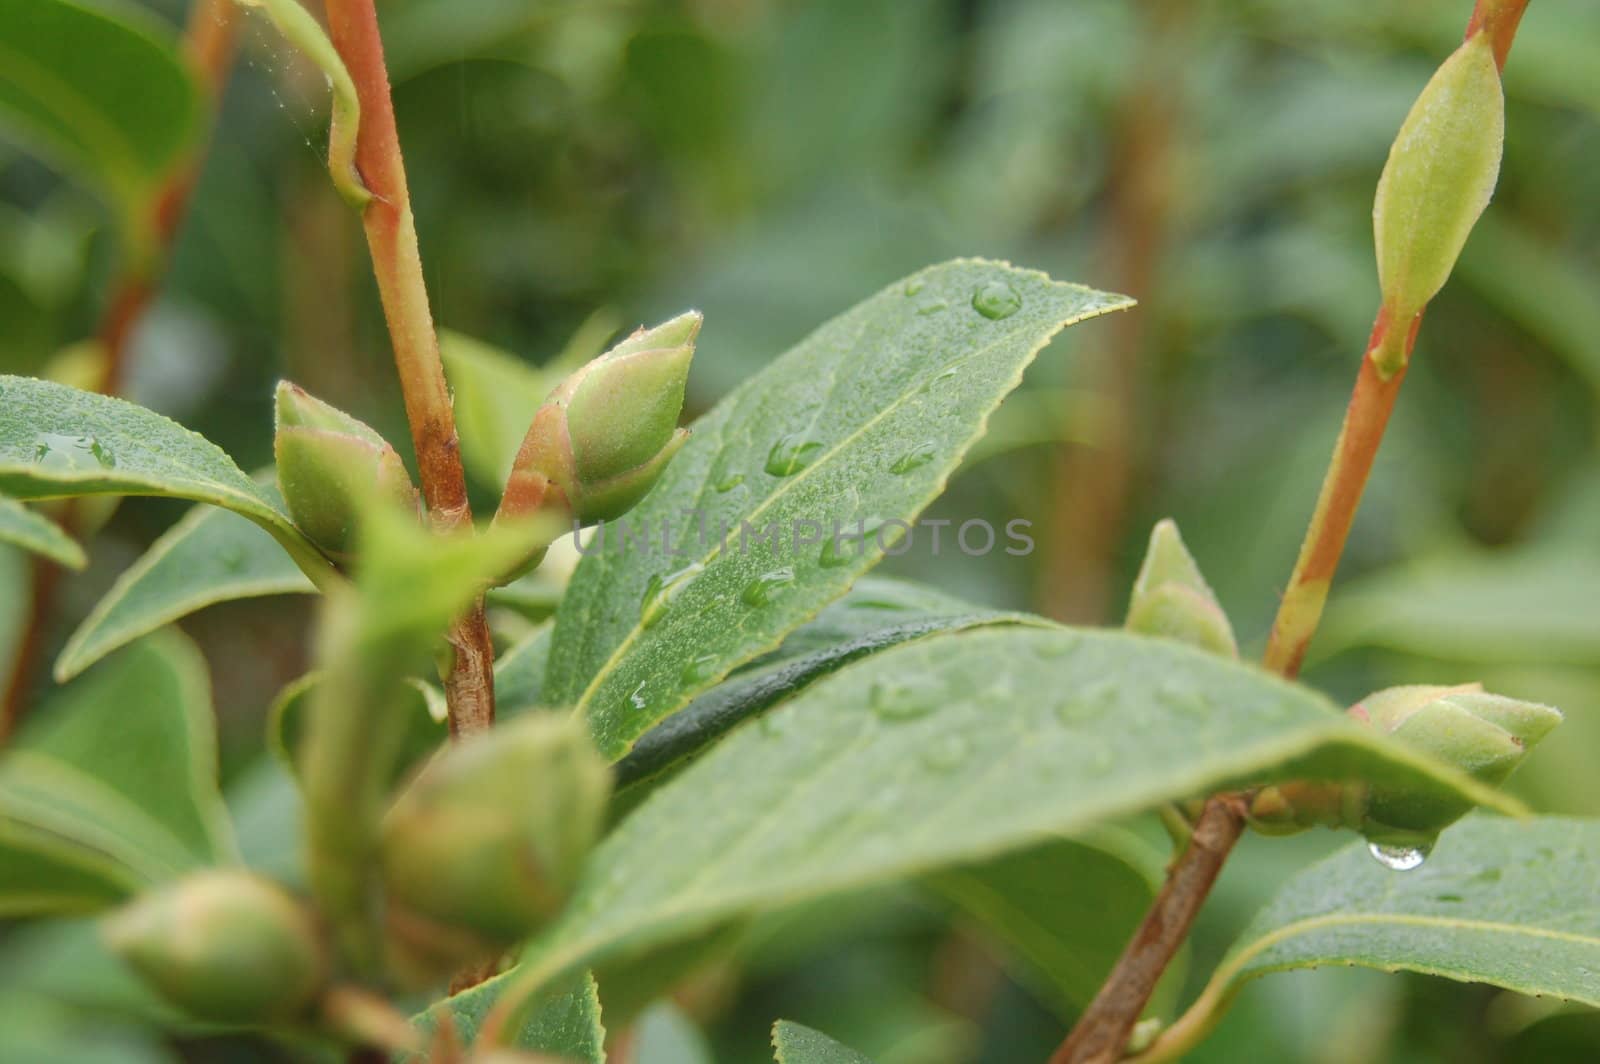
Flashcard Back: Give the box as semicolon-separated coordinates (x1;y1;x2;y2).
568;299;1106;718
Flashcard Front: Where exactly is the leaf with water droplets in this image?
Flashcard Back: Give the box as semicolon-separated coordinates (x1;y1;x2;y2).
54;482;317;682
0;377;331;583
772;1020;875;1063
545;260;1133;758
460;627;1522;1028
409;971;604;1062
1189;816;1600;1044
0;496;84;569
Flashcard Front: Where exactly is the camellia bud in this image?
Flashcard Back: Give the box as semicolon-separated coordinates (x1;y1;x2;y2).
1124;519;1237;658
1372;32;1504;328
274;381;419;562
1248;683;1560;852
497;312;698;528
103;870;327;1024
379;715;611;979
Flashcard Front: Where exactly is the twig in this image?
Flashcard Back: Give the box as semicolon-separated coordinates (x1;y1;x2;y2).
1048;5;1526;1060
320;0;496;737
0;0;239;742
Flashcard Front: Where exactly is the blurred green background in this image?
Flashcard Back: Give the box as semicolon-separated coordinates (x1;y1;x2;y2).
2;0;1598;1061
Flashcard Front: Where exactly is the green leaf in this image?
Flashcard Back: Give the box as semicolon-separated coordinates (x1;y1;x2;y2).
926;828;1171;1014
1188;816;1600;1046
56;491;317;682
0;0;199;243
1317;548;1600;666
439;328;550;487
467;627;1521;1029
614;577;1043;788
0;630;235;915
409;972;604;1062
546;259;1133;758
772;1020;875;1064
0;494;85;568
0;377;333;583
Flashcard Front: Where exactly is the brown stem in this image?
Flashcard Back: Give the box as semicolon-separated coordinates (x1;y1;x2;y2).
0;0;239;743
321;0;495;737
1050;7;1528;1057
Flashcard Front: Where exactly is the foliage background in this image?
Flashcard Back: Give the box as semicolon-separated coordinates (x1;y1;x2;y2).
1;0;1597;1060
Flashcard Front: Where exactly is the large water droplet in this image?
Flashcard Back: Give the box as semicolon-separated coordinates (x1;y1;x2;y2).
870;679;936;722
971;282;1022;320
765;435;823;477
640;562;704;628
819;517;886;568
1368;842;1431;871
922;734;971;773
741;567;796;606
33;432;117;472
888;443;937;475
680;653;720;686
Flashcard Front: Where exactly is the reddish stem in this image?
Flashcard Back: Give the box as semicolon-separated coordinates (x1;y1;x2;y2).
321;0;495;737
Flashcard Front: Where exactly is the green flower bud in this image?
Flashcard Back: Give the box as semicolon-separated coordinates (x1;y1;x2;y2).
1124;519;1237;657
379;715;611;966
1362;687;1561;849
274;382;419;561
497;312;698;527
103;870;327;1024
1373;32;1504;324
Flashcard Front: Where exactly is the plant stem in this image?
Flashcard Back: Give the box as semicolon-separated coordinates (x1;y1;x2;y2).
0;0;239;743
321;0;496;737
1050;8;1527;1058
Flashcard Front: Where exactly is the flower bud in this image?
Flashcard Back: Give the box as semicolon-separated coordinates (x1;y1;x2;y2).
497;312;698;528
103;870;327;1024
274;382;419;562
379;715;610;971
1124;519;1237;657
1373;32;1503;324
1361;687;1561;849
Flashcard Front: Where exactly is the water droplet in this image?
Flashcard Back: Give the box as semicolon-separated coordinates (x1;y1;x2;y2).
219;545;247;574
1033;636;1080;662
640;563;704;628
765;435;823;477
1055;683;1115;726
1469;867;1502;884
870;680;936;722
741;567;796;606
1368;842;1430;871
628;682;650;713
1088;747;1115;776
1434;893;1464;903
32;433;117;472
922;734;971;772
760;711;787;738
971;281;1022;320
888;443;937;475
680;653;720;686
916;300;948;316
904;278;925;297
710;454;745;493
819;517;886;568
1157;681;1208;719
714;471;744;492
932;366;960;385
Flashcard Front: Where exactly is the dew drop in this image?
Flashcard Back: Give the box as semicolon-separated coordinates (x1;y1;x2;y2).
904;278;925;297
1469;867;1502;884
1055;683;1115;726
760;711;787;738
710;454;745;493
915;300;948;316
1157;681;1208;719
1368;842;1431;871
219;545;247;574
971;281;1022;320
870;679;936;722
819;517;886;569
1088;747;1115;776
628;682;650;713
1033;636;1080;662
932;366;960;385
680;653;721;686
32;432;117;472
741;567;796;606
714;471;744;492
922;734;971;773
765;435;823;477
888;443;937;475
640;562;704;628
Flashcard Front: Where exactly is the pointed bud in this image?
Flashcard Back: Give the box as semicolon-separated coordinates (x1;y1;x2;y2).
103;871;327;1024
1362;687;1561;848
275;382;419;562
379;715;611;974
497;312;698;528
1373;32;1503;324
1124;519;1237;657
